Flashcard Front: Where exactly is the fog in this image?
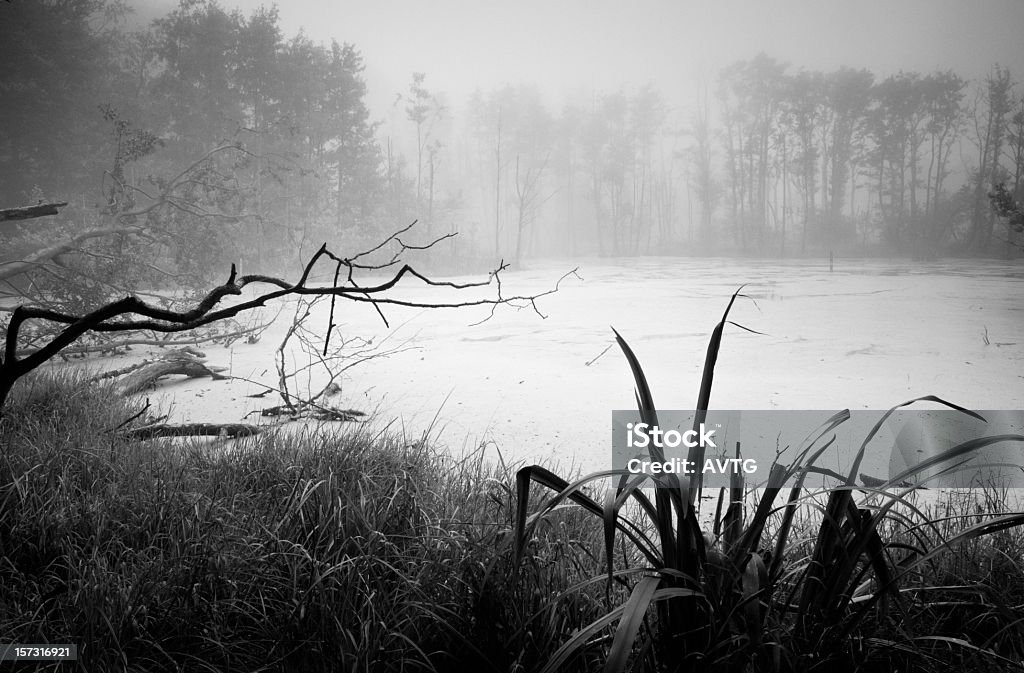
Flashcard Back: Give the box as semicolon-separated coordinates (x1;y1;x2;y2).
5;4;1024;665
116;0;1024;263
2;0;1024;461
215;0;1024;115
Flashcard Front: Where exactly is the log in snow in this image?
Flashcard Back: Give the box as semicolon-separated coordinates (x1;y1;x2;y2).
122;423;261;440
114;348;227;396
0;201;69;223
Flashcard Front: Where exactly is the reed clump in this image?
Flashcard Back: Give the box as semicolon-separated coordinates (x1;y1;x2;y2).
514;289;1024;672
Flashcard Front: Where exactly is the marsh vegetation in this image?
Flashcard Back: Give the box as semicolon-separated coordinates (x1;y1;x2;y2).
3;308;1024;671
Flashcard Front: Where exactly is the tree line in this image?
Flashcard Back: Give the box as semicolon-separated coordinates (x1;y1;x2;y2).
699;55;1023;257
454;56;1024;260
2;0;1023;304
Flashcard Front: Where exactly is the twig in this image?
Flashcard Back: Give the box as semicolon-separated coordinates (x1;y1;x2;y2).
104;398;152;433
585;342;614;367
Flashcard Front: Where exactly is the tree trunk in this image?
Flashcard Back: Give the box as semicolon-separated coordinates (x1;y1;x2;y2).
0;201;69;224
122;422;261;440
115;351;227;396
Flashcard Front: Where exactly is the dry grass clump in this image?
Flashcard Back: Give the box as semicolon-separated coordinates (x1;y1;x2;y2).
0;371;608;672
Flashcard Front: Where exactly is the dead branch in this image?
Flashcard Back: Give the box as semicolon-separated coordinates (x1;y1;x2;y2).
16;318;275;359
269;290;420;420
91;360;150;382
0;226;145;283
247;403;365;423
275;296;314;412
1;224;573;414
105;398;156;434
121;422;261;440
89;347;206;383
584;342;614;367
0;201;69;224
1;145;248;287
114;349;227;396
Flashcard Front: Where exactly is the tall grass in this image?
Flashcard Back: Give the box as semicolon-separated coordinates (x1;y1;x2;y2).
4;300;1024;672
0;370;612;672
514;289;1024;672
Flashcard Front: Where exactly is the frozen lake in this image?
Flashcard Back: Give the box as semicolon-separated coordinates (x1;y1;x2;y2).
135;256;1024;481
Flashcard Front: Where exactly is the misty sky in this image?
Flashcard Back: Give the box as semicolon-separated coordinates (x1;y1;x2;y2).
136;0;1024;117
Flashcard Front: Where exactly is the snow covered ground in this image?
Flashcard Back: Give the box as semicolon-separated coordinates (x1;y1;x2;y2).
90;256;1024;484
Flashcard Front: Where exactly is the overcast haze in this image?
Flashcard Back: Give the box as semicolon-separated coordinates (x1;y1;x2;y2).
140;0;1024;115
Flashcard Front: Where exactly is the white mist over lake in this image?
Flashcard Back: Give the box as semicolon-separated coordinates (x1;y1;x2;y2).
130;257;1024;484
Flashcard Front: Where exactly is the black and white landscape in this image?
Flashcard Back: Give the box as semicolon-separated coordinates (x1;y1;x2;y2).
2;1;1024;672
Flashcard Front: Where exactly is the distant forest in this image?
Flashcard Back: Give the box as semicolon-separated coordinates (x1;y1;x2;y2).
2;0;1023;301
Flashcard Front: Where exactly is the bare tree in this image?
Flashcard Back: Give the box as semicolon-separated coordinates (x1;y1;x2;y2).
968;66;1014;252
512;151;551;265
401;72;446;236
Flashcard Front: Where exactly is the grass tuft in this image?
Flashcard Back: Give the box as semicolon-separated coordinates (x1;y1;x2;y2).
0;370;610;672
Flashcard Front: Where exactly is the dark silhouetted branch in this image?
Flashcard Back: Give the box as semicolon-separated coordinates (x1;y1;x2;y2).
0;201;69;223
0;224;573;414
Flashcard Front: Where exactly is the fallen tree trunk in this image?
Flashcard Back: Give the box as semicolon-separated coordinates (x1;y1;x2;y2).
0;201;69;223
0;225;144;283
113;348;227;395
19;321;272;359
122;422;261;440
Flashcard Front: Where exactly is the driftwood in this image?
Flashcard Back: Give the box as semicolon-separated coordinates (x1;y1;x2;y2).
249;403;364;422
121;422;261;440
0;201;69;223
113;347;227;396
109;349;256;441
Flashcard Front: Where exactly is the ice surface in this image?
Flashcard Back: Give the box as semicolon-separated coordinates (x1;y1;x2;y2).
109;256;1024;481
